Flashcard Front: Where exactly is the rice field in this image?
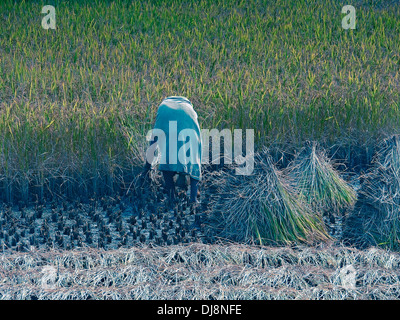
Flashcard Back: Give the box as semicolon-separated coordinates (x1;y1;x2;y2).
0;0;399;202
1;0;400;300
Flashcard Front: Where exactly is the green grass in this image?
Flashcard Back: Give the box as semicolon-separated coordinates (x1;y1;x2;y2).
0;0;399;202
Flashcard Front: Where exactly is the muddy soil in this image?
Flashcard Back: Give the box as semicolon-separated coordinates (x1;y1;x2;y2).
0;188;214;253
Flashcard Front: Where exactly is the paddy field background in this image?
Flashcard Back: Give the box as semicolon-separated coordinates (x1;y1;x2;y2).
0;0;400;300
0;0;399;202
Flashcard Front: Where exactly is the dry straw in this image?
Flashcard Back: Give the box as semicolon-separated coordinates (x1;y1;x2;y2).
286;141;357;216
208;148;330;246
1;244;400;300
349;135;400;250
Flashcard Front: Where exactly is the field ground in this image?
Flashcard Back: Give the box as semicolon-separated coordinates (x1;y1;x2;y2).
0;190;397;300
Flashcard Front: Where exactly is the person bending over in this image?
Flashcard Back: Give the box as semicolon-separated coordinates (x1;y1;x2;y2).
140;96;202;209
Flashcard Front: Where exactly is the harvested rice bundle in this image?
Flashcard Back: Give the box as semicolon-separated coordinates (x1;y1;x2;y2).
354;135;400;250
209;149;330;246
286;142;357;216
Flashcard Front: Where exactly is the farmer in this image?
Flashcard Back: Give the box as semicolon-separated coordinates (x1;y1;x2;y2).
139;96;202;210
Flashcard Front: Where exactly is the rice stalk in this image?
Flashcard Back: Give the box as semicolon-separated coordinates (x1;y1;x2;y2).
1;0;400;203
286;141;357;216
1;243;400;300
209;149;330;246
355;135;400;250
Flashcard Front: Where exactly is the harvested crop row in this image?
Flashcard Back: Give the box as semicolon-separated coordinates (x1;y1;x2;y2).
1;243;400;300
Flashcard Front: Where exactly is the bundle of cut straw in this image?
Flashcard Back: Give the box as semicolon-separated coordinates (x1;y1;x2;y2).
353;135;400;250
209;149;330;246
286;142;357;216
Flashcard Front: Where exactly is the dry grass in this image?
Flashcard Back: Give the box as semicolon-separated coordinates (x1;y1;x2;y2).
207;149;330;246
1;243;400;300
286;142;357;216
344;135;400;250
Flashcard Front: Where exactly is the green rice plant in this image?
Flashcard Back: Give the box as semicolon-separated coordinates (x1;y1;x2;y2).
209;149;330;246
0;0;399;203
286;142;357;216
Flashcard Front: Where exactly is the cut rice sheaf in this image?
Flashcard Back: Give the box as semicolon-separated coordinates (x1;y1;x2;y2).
209;148;330;246
356;135;400;250
286;141;357;216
